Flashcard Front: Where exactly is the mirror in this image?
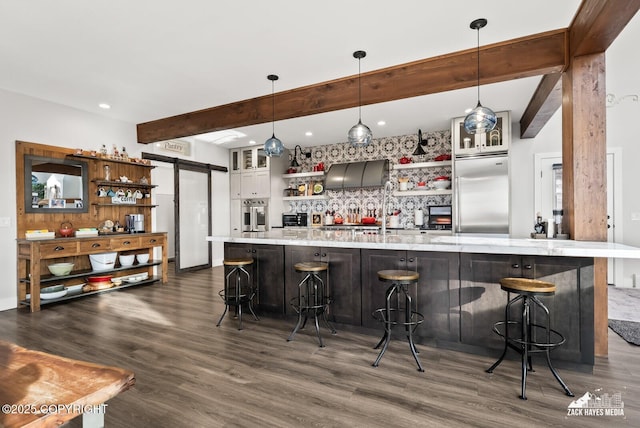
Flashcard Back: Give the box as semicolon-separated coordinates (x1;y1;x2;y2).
24;155;89;213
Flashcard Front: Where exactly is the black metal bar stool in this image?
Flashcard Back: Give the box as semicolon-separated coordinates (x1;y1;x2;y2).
287;261;336;347
372;270;425;372
216;258;259;330
486;277;574;400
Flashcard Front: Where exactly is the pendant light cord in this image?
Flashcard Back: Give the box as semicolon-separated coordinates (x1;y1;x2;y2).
476;26;480;103
358;57;362;121
271;80;275;136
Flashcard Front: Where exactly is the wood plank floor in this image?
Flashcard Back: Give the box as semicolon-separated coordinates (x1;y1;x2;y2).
0;265;638;427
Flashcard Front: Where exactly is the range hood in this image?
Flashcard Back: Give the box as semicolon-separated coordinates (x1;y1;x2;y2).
325;160;389;190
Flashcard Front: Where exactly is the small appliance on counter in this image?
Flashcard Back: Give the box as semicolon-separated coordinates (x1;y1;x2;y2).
125;214;145;233
424;205;452;231
283;213;308;227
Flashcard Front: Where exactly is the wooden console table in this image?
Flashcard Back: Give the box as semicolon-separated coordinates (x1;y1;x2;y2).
17;232;168;312
0;340;135;427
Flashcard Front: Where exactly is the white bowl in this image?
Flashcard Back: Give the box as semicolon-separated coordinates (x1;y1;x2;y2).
48;262;74;276
89;252;118;271
433;180;451;190
65;283;84;294
119;254;135;267
136;253;150;264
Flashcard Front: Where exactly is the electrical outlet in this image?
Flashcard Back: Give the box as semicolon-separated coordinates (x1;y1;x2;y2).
0;217;10;227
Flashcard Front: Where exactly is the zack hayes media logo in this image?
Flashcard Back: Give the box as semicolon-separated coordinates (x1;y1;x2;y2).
567;390;625;417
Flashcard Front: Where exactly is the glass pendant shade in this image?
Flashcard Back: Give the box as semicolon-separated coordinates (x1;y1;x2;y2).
264;74;284;157
464;102;497;134
264;134;284;157
348;119;373;147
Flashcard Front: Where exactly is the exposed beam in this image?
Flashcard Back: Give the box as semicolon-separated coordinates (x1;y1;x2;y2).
519;73;563;138
137;29;567;144
518;0;639;139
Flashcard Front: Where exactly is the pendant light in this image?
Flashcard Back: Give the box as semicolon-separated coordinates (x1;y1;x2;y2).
463;18;497;134
264;74;284;157
347;50;373;147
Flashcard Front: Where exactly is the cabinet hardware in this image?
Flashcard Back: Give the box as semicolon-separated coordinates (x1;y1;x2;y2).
399;258;405;262
321;253;326;258
314;253;320;257
408;258;414;262
123;241;131;245
91;243;101;248
150;239;157;243
511;263;519;268
54;246;65;251
524;264;532;269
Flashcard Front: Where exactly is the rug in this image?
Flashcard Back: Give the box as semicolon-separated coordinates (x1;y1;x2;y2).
608;319;640;346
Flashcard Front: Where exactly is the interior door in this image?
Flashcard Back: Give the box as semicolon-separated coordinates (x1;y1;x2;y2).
176;162;211;272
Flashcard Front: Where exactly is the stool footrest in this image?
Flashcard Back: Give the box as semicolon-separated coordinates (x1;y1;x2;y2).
372;308;424;327
492;320;566;349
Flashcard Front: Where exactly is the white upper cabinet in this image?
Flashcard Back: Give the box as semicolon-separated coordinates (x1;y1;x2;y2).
241;147;269;171
452;111;511;157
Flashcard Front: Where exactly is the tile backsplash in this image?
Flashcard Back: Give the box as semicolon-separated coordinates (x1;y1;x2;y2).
283;130;452;229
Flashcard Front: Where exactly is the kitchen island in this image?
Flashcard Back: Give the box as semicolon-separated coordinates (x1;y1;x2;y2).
208;230;640;370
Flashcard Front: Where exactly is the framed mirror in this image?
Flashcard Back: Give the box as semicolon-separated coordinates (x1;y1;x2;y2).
24;155;89;213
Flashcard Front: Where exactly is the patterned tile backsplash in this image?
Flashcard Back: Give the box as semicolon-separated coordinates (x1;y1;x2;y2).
283;130;452;229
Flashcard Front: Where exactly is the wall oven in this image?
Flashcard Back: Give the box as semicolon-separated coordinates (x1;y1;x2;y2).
242;199;268;232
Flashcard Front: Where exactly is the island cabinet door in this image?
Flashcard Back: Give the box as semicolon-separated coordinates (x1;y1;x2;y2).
361;249;413;329
407;251;460;344
459;253;522;350
524;255;594;366
284;246;362;326
224;242;285;314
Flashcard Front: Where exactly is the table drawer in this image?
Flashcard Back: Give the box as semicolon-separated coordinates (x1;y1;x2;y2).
140;235;165;247
39;241;80;258
110;236;141;251
79;239;112;253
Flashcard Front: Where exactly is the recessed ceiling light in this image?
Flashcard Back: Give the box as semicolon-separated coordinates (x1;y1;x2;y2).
377;120;386;126
305;131;313;137
98;103;111;109
249;140;256;145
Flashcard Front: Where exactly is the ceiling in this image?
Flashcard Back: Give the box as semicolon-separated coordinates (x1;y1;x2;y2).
0;0;596;149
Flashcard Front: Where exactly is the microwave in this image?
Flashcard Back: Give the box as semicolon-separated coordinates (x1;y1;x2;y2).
283;213;308;227
425;205;452;230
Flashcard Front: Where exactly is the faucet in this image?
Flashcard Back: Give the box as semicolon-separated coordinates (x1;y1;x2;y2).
381;180;392;236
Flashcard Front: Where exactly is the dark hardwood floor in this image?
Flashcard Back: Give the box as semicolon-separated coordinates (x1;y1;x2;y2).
1;265;638;427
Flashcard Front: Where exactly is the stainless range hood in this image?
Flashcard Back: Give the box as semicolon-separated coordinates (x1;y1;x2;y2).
325;160;389;190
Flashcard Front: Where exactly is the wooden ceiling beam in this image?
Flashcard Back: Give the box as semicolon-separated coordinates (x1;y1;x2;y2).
519;0;639;139
137;30;567;144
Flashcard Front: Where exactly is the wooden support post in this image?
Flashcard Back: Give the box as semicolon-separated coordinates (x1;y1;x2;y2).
562;52;608;356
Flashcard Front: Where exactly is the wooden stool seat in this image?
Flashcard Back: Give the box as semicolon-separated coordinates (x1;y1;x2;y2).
294;261;328;272
500;277;556;295
378;270;419;282
223;258;254;267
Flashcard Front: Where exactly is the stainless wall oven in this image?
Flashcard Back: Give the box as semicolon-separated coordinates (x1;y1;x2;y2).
242;199;268;232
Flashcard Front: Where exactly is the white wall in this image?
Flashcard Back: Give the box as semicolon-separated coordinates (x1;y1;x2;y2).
0;89;231;311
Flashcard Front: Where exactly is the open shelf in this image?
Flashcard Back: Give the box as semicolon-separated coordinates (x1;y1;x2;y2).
19;276;160;306
68;154;155;168
283;195;328;201
393;189;452;197
282;171;325;178
20;260;163;285
92;179;157;189
393;160;452;170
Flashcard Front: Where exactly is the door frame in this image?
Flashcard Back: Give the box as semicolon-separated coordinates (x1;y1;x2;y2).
534;148;623;285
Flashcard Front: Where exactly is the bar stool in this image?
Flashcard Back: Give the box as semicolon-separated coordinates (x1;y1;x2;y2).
287;261;336;347
216;258;259;330
372;270;425;372
486;277;574;400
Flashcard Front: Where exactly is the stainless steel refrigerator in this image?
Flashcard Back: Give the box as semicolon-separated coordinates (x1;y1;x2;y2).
453;154;510;234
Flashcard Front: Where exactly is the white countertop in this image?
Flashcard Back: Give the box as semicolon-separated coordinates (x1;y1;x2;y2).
207;229;640;259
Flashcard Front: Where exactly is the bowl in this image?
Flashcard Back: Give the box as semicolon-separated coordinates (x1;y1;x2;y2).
433;180;451;190
136;253;150;264
48;262;74;276
119;254;135;267
41;286;67;300
65;283;84;294
361;217;376;224
89;252;117;271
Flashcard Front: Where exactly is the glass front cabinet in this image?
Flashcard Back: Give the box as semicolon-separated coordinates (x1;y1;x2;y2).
452;111;511;157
